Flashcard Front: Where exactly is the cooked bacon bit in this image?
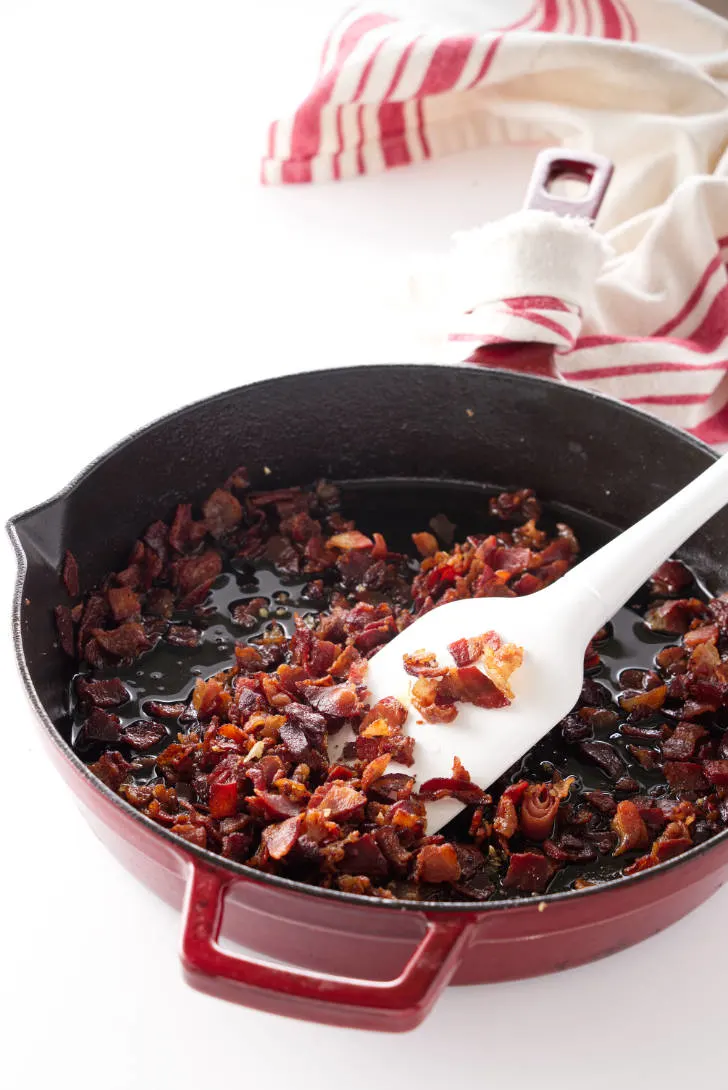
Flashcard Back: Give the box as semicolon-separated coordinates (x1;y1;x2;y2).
503;852;556;894
704;760;728;786
326;531;373;551
192;677;227;719
447;665;511;709
664;761;709;792
224;464;250;490
418;777;490;806
649;560;692;597
452;755;470;782
88;751;133;792
171;822;207;849
360;718;392;738
579;740;626;780
494;784;523;839
76;677;129;708
107;586;141;622
312;782;367;821
168;503;207;554
340;834;389;880
402;649;448;678
644;598;708;634
618;685;667;712
411;532;439;558
550;774;575;801
628;745;661;771
414;843;461;884
612;800;649;856
361;697;407;732
166;624;202;648
624;821;693;875
480;640;523;700
203;489;243;537
262;815;302;859
92;622;151;659
145;588;176;619
175;550;222;595
120;720;167;751
410;676;457;723
683;624;720;648
81;708;121;743
662;722;707;760
520;784;559;841
209;773;238;819
361;753;391;792
490;489;541;522
448;636;482;668
303;683;359;719
62;550;80;597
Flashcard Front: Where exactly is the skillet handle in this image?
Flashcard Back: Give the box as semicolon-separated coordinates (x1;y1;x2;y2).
523;147;613;223
180;862;474;1032
467;148;613;373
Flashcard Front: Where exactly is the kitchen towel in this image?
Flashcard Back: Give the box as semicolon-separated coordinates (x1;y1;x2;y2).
260;4;728;438
262;0;728;441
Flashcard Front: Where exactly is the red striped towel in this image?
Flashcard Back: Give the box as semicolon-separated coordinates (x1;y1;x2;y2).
262;1;728;442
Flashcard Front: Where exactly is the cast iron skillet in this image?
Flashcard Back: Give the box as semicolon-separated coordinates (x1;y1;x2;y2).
9;364;728;1032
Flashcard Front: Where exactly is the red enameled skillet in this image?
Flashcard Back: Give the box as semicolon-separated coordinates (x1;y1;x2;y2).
10;360;728;1032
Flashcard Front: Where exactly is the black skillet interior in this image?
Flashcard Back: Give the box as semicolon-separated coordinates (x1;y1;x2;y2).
11;364;727;891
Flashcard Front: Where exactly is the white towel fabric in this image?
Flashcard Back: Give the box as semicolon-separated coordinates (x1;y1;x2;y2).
262;0;728;442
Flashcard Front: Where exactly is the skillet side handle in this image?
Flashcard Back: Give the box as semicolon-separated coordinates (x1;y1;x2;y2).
467;148;613;374
523;147;614;223
180;862;474;1032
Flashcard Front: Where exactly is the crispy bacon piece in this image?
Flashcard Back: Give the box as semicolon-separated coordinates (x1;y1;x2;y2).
120;720;167;751
489;489;541;522
76;677;128;708
326;531;373;551
402;650;448;678
92;622;151;659
644;598;708;634
410;676;457;723
494;781;528;839
664;761;709;792
520;784;559;841
311;782;367;821
262;815;302;860
624;821;693;875
649;560;692;597
704;760;728;786
203;489;243;537
612;800;649;856
411;532;439;558
447;631;500;668
108;586;141;622
418;777;490;806
662;722;707;761
301;683;359;719
414;843;461;884
62;550;80;597
446;666;511;709
503;852;556;894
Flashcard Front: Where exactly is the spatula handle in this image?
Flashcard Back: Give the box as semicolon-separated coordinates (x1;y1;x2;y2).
523;148;614;223
557;452;728;642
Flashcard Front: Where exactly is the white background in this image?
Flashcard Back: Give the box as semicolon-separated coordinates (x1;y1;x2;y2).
2;3;726;1087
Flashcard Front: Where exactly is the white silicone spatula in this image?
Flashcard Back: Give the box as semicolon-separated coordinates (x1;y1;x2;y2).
361;453;728;832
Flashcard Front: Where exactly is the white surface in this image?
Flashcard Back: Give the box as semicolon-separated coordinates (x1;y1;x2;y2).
1;3;727;1088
